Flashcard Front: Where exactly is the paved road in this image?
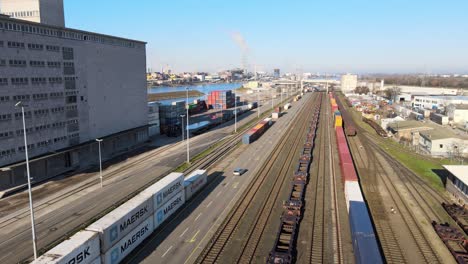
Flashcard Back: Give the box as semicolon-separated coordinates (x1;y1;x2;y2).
123;94;310;264
0;93;294;264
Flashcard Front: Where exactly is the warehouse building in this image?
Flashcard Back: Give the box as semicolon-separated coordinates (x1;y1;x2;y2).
444;165;468;206
419;130;468;158
0;1;148;193
413;95;468;110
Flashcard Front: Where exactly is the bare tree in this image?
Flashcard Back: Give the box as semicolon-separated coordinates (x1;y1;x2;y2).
384;86;402;102
354;86;370;95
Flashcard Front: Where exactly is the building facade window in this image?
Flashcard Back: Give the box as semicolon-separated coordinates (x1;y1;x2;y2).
32;93;48;100
28;43;44;50
0;78;8;86
46;45;60;52
12;94;30;101
11;77;29;85
0;114;12;121
0;131;14;139
62;47;74;60
47;61;61;68
7;41;25;49
14;111;32;119
0;96;10;102
66;95;77;104
0;148;15;158
9;59;27;67
30;60;45;67
49;77;63;84
0;59;6;66
31;77;47;85
63;62;75;75
34;109;49;116
50;92;64;98
64;77;76;89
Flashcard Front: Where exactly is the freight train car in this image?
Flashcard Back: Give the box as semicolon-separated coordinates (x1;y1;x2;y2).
242;118;273;144
443;203;468;235
332;93;383;264
269;94;322;262
432;221;468;263
362;117;388;137
332;92;357;136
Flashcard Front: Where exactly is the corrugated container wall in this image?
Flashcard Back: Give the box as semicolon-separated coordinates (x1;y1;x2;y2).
184;170;208;200
86;193;154;252
101;217;154;264
153;191;185;229
32;231;100;264
141;172;184;209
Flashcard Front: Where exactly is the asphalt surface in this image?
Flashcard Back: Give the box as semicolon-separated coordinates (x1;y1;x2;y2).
0;91;293;264
122;94;309;264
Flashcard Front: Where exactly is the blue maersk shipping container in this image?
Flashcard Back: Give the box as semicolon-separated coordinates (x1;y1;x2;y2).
349;201;383;264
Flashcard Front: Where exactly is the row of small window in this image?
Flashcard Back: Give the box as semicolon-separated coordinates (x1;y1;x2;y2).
0;108;67;121
3;11;39;19
0;21;138;49
0;59;63;68
3;41;61;52
0;121;78;139
0;93;65;102
0;77;64;85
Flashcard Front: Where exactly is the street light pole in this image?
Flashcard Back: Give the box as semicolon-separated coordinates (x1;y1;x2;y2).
271;88;273;110
180;114;185;141
95;139;103;188
234;90;237;133
15;101;37;259
186;88;190;164
257;89;260;119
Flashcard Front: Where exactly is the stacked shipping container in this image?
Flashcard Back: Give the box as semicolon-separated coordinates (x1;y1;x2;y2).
207;90;237;109
34;171;210;264
331;92;383;264
159;101;185;136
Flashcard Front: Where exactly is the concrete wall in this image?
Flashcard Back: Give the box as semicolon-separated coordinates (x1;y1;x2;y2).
0;16;147;168
0;0;64;27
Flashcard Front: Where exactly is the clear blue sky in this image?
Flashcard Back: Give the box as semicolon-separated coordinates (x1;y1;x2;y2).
65;0;468;74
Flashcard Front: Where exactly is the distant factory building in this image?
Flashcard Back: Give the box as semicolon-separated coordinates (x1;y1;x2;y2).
341;74;357;93
413;95;468;110
0;0;148;192
274;69;280;78
444;165;468;206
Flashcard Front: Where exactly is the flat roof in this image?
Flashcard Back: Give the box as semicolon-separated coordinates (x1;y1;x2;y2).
444;165;468;186
416;95;468;100
420;129;468;141
387;120;433;131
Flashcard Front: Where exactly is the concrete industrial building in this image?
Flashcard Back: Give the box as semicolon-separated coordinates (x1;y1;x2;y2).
413;95;468;110
444;165;468;206
0;0;65;27
0;1;147;192
341;74;357;93
419;130;468;158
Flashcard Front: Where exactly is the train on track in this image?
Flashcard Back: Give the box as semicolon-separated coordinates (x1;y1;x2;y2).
432;221;468;263
267;93;322;264
331;92;383;264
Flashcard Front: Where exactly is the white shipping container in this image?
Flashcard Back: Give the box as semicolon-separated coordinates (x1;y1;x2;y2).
284;103;291;110
86;194;154;252
344;181;364;212
263;118;272;126
184;170;208;200
90;257;101;264
33;231;100;264
154;191;185;229
272;112;280;119
141;172;184;210
102;217;154;264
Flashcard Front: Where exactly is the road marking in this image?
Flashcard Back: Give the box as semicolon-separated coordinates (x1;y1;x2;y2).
225;182;230;188
162;245;173;258
195;213;202;222
216;191;221;197
180;227;189;238
189;230;200;243
233;182;239;189
206;201;213;208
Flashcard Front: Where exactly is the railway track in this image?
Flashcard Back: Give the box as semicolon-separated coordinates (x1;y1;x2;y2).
195;93;318;263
